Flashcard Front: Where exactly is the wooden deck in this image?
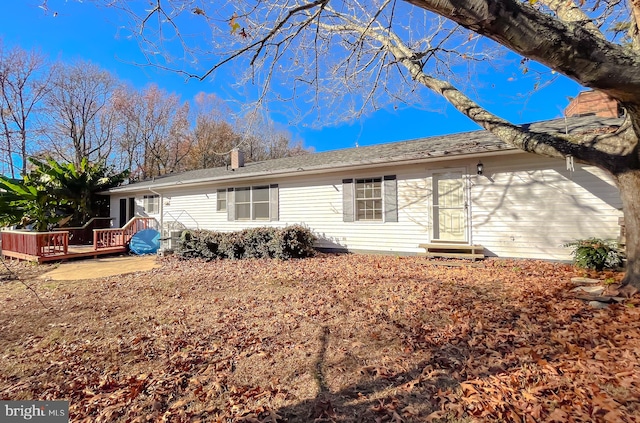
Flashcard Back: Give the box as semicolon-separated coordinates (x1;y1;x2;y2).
53;217;114;245
1;243;127;263
1;217;157;263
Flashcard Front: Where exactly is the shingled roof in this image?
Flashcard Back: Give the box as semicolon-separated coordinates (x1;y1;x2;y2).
108;115;621;193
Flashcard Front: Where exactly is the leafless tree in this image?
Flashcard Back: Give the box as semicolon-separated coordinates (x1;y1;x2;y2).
152;100;192;175
0;43;50;177
41;61;118;167
185;92;311;169
237;112;310;161
188;93;239;169
182;92;236;169
103;0;640;291
112;83;192;180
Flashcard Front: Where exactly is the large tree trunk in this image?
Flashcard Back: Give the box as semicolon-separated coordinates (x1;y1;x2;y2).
618;170;640;292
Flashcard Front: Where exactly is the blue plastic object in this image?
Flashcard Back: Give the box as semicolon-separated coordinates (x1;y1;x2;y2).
129;229;161;255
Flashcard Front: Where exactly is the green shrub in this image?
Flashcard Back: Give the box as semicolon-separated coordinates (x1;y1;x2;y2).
565;238;622;270
218;231;245;260
271;224;317;260
242;227;278;258
176;226;316;261
177;230;223;261
200;231;225;260
176;230;199;259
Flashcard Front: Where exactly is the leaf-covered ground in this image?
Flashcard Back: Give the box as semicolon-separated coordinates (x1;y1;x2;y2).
1;254;639;422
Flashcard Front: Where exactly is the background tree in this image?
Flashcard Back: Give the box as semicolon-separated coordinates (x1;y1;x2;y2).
0;42;50;178
41;60;117;167
0;42;310;181
148;100;192;176
185;92;310;169
105;0;640;292
185;92;239;169
112;84;192;180
236;112;310;162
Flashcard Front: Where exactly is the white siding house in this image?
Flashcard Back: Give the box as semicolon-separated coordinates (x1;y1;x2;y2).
106;115;623;261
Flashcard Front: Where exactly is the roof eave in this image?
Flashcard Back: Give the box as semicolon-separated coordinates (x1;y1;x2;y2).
104;147;519;195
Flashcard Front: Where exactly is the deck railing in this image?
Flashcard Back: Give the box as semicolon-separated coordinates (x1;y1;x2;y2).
1;230;69;259
54;217;114;245
93;217;158;250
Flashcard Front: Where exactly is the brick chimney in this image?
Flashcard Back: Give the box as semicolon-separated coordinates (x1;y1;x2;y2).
565;90;620;118
230;148;244;170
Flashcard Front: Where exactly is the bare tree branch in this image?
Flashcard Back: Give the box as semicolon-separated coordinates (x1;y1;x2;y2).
403;0;640;103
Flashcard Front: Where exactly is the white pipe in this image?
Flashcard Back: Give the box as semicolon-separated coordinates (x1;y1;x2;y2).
148;187;164;250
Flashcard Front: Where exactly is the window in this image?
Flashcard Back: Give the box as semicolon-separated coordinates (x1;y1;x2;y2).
233;185;272;220
235;187;251;220
356;178;382;221
343;176;397;223
252;186;270;220
216;189;227;212
143;194;159;214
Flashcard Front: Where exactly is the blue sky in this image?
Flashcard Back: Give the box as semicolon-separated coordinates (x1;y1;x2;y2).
0;1;584;152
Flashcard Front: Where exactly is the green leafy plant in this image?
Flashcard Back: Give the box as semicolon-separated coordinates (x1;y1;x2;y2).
241;227;278;258
0;157;129;231
270;224;317;260
564;238;622;271
0;174;68;231
29;157;129;226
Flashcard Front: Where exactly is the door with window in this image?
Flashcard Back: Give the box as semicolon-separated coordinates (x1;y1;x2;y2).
432;171;467;242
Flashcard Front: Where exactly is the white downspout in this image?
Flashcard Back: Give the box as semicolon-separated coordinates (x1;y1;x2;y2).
149;187;164;252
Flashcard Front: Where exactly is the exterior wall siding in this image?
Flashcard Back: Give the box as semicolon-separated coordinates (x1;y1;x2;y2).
469;154;622;260
108;153;622;260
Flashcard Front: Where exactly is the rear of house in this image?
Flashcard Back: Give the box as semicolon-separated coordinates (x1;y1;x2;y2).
106;112;623;261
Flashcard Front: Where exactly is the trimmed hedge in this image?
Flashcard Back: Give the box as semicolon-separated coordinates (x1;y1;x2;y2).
175;225;316;261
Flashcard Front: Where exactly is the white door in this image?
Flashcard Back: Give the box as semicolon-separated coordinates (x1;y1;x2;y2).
433;171;467;242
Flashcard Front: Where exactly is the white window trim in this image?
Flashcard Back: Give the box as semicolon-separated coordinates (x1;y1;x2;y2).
216;189;227;212
143;194;159;214
343;175;397;223
235;185;271;221
355;177;383;222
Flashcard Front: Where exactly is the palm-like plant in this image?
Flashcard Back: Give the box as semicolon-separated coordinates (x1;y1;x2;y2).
0;157;129;230
0;173;67;231
30;157;129;226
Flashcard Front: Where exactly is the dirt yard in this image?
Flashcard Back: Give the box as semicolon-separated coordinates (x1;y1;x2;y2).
0;254;638;422
37;255;162;281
